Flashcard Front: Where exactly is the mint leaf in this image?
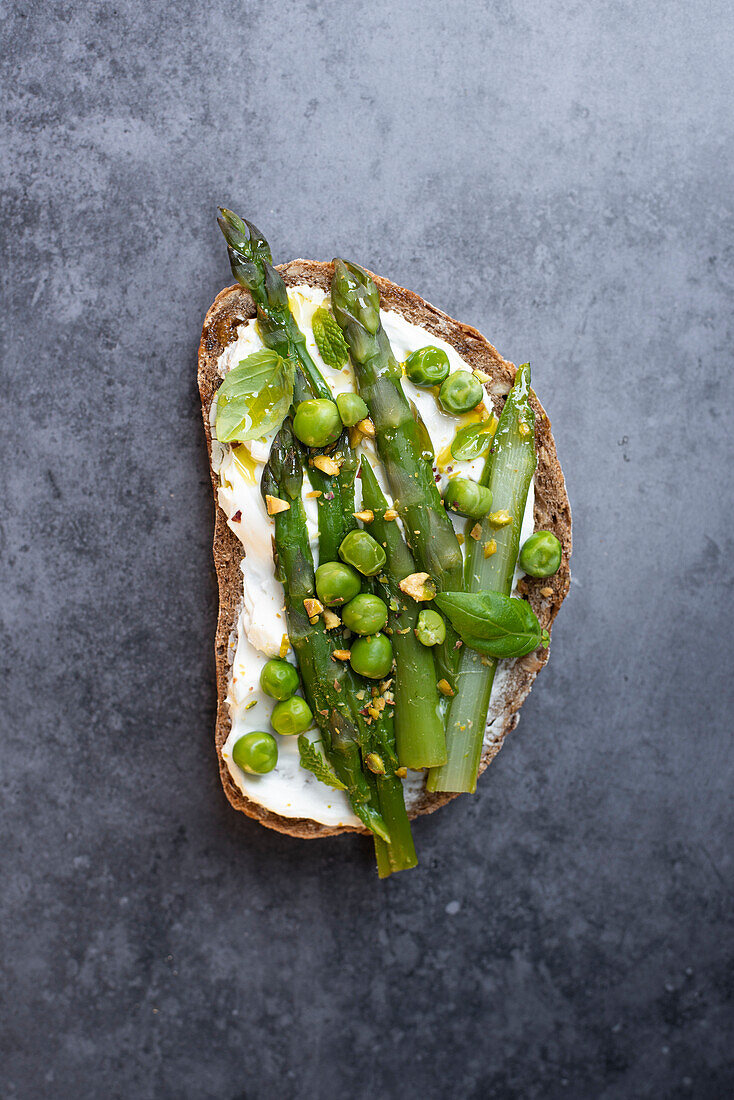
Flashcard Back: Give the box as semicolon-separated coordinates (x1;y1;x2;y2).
312;307;350;368
297;734;347;790
215;349;295;443
435;590;546;658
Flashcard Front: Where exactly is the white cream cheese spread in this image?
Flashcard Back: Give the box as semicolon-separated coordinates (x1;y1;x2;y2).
212;285;536;826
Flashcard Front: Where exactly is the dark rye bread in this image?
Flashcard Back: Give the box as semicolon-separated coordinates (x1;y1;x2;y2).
198;260;572;839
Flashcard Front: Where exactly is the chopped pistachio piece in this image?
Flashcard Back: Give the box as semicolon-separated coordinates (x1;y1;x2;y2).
265;494;290;515
398;572;436;601
488;509;513;527
303;597;324;619
311;455;341;476
365;753;386;775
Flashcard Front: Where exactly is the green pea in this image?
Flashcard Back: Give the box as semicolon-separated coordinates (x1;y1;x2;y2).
342;593;388;635
259;658;299;701
404;346;450;386
336;392;369;427
438;371;483;415
315;561;362;606
350;633;394;679
293;399;342;448
415;609;446;647
271;696;313;736
232;731;278;775
519;530;562;578
443;477;493;519
338;529;387;577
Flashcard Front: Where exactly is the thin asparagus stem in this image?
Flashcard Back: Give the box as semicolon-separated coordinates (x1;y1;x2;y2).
330;259;464;690
427;364;537;793
262;424;388;839
359;458;446;768
218;209;356;560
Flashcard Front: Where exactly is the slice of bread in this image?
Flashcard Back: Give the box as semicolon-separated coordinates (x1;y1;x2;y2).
198;260;572;838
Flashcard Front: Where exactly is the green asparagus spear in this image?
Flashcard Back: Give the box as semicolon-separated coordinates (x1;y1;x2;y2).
330;260;464;688
218;210;356;560
427;364;537;793
359;458;446;768
263;424;416;873
218;209;329;399
262;424;388;839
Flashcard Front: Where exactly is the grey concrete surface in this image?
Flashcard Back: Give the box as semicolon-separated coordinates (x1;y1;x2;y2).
1;2;732;1097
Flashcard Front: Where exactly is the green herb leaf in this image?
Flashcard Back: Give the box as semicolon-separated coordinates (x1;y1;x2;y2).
297;734;347;790
215;349;295;442
435;590;548;658
450;421;496;462
312;307;350;368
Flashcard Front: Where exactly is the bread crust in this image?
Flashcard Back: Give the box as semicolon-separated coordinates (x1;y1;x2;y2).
198;260;572;838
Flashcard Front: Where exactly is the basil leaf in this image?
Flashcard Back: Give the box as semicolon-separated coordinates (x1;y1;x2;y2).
450;421;495;461
435;590;548;658
297;734;347;790
312;307;350;368
215;349;295;443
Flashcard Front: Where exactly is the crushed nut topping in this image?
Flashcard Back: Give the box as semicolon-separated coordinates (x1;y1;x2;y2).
356;417;376;437
311;455;341;476
398;572;436;601
265;494;290;515
323;608;341;630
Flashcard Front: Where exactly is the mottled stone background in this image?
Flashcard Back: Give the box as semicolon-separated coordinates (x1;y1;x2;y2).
2;2;732;1098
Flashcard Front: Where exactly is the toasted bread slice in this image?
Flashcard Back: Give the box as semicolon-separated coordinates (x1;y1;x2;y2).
198;260;572;838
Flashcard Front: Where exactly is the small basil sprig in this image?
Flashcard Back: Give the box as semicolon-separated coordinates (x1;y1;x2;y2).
297;734;347;790
215;349;295;443
312;307;350;368
435;590;549;658
450;421;495;461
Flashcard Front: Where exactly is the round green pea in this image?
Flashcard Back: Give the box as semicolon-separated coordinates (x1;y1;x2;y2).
293;399;342;448
315;561;362;606
405;346;450;386
336;392;369;427
271;695;313;736
350;633;394;679
338;529;387;577
438;372;484;415
259;658;299;701
519;530;562;578
443;477;493;519
342;593;388;635
415;609;446;647
232;731;278;775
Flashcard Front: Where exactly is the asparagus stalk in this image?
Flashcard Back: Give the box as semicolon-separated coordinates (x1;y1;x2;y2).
218;210;355;560
263;424;416;873
427;364;537;793
262;424;388;839
330;260;464;688
359;458;446;768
